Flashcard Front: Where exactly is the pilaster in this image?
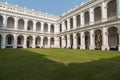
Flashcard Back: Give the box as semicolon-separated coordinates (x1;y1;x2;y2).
67;35;70;48
33;20;37;31
41;22;44;33
90;30;95;50
102;1;107;22
32;36;36;48
24;19;28;31
41;36;44;48
90;8;94;25
73;16;77;29
117;0;120;18
55;37;60;48
23;35;27;48
62;21;65;32
80;12;84;27
102;27;109;50
118;32;120;51
67;19;70;30
3;15;7;29
13;34;17;48
1;33;6;49
62;36;66;48
73;33;77;49
48;37;51;48
80;32;85;49
14;17;18;30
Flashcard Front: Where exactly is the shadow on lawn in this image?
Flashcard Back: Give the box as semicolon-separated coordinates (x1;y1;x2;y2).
0;49;120;80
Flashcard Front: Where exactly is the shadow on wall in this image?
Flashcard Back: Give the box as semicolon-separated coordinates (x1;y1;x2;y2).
0;49;120;80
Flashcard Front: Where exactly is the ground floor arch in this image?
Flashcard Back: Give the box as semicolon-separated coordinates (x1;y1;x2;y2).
108;27;119;50
85;31;90;49
27;36;33;48
94;29;102;50
50;38;54;48
36;36;41;48
17;35;24;48
6;34;14;48
43;37;48;48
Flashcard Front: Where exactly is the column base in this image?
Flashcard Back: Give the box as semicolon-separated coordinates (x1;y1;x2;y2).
118;45;120;51
23;45;27;48
89;45;95;50
13;46;17;49
102;45;109;51
80;45;85;50
67;46;70;49
117;15;120;19
73;45;77;49
1;45;5;49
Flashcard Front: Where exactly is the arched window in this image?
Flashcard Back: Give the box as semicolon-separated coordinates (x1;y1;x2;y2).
84;11;90;25
44;23;48;32
70;18;73;29
107;0;117;18
7;17;14;28
0;15;3;27
36;22;41;31
94;6;102;23
28;20;33;31
51;25;54;33
18;19;24;30
76;15;80;27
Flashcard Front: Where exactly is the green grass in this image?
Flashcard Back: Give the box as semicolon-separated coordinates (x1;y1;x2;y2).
0;48;120;80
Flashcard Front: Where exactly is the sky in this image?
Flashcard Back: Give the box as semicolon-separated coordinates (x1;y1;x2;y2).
0;0;86;16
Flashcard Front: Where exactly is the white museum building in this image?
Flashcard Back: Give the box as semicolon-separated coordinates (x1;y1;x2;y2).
0;0;120;51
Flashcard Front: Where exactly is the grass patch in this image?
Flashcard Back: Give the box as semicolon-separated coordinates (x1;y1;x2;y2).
0;48;120;80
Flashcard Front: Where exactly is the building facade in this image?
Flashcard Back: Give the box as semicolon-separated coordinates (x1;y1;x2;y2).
0;0;120;51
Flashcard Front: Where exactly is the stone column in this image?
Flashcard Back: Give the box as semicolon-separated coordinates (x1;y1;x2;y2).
55;24;59;34
55;37;60;48
73;16;77;29
62;36;66;48
102;27;109;50
23;35;27;48
14;17;18;30
24;19;28;31
13;34;17;48
67;35;70;48
67;19;70;30
41;22;44;33
1;33;6;49
32;36;36;48
117;0;120;18
3;15;7;29
40;36;44;48
73;33;77;49
90;30;95;50
118;32;120;51
62;21;65;32
48;23;51;33
33;20;36;32
102;1;107;22
48;37;51;48
80;12;84;27
90;8;94;25
80;32;85;49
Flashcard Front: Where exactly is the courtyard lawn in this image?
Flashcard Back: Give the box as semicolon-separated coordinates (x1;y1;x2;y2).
0;49;120;80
